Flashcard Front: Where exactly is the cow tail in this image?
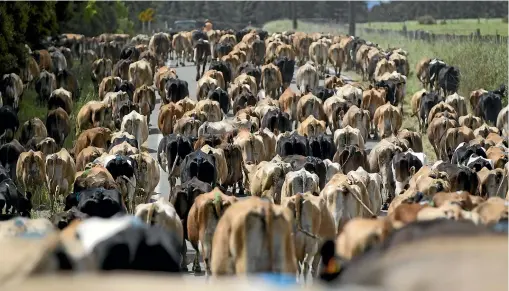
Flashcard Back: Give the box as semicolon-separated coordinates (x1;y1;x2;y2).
212;191;222;218
147;202;156;225
295;193;304;235
264;202;274;272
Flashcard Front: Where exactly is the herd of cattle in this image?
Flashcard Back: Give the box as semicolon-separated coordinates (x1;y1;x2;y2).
0;26;508;283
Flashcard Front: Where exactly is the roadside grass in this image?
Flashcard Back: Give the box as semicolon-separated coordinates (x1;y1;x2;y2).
18;60;98;217
358;18;508;36
264;20;509;162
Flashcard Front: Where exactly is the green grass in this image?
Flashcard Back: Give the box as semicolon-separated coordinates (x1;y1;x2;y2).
359;18;508;36
264;20;509;162
18;60;98;217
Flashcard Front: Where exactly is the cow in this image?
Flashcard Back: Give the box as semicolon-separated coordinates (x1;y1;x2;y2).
486;146;508;169
391;150;425;196
98;76;122;101
46;107;70;148
48;87;73;116
194;39;211;81
476;85;505;125
19;118;48;148
16;150;46;207
297;93;326;124
45;148;76;212
342;106;370;142
101;154;137;213
180;150;217;188
55;69;80;100
128;59;153;89
476;167;507;198
210;197;297;276
35;70;57;104
196;99;223;122
157;134;194;190
157;103;184;136
451;142;487;167
91;58;113;92
496;105;509;136
459;114;483;131
50;50;68;74
439;126;476;162
260;63;283;99
76;146;106;171
336;84;363;108
1;73;23;111
209;60;232;86
133;85;156;119
438;65;460;97
74;127;112;158
373;102;402;138
172;32;192;67
120;110;149;150
361;87;386;137
320;173;373;233
274;57;295;90
435;162;479;195
333;145;368;176
296;61;319;95
445;93;468;117
173;116;202;138
276;132;309;157
187;188;237;275
419;91;442;131
309;39;329;76
0;175;32;218
234;129;266;165
165;78;189;104
148;32;171;66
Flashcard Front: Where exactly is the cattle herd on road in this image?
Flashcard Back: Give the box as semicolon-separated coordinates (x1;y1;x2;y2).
0;26;507;285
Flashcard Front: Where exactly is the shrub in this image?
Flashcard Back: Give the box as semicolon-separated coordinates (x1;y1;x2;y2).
417;15;437;25
439;19;447;25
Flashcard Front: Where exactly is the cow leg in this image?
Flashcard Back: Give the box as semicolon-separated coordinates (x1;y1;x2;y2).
311;253;321;278
191;240;202;273
180;238;189;271
195;62;201;81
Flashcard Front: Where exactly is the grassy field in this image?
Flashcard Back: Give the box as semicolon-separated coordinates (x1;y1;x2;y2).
264;20;508;162
18;60;99;216
358;18;508;36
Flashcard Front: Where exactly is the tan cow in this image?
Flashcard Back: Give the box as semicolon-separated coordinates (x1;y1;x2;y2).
187;188;237;275
362;87;386;136
473;197;508;226
496;105;509;137
309;40;328;76
234;129;266;165
324;75;345;89
335;218;393;260
128;59;153;89
427;116;458;158
121;110;149;149
428;101;457;125
373;102;402;138
296;61;319;95
16;150;47;206
234;73;258;97
440;126;476;160
200;144;228;186
196;76;218;100
176;96;196;113
203;70;226;90
281;192;336;280
129;152;159;203
323;95;351;131
76;100;114;134
477;167;508;198
74;127;112;158
45;148;76;211
459;114;483;130
298;115;326;137
342;105;371;142
296;93;326;123
261;63;282;99
210;197;297;276
158;103;184;136
196;99;223;122
334;125;365;151
336;84;363;107
415;57;431;89
280;169;320;204
91;58;113;92
321;173;373;232
248;157;292;198
76;146;106;171
19;117;48;147
374;58;396;81
486;146;508;169
445;93;468;117
279;88;301;128
469;89;488;112
98;76;122;101
49;87;73;115
328;43;345;77
348;167;383;216
133;84;156;118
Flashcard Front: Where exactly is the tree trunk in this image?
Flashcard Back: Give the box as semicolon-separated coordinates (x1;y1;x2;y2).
348;1;356;36
291;2;298;29
142;21;145;33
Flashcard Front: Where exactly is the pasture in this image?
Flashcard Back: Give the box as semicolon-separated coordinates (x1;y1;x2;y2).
264;19;509;161
358;18;508;36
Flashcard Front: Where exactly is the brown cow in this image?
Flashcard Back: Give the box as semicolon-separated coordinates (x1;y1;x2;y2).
298;115;326;137
74;127;112;158
362;87;386;136
98;76;122;101
75;146;106;171
210;196;297;276
76;100;114;135
16;150;47;206
281;192;336;280
296;93;326;123
158;103;184;136
187;188;237;275
373;102;402;138
45;148;76;211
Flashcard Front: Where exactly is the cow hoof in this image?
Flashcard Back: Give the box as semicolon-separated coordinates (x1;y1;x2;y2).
193;265;202;273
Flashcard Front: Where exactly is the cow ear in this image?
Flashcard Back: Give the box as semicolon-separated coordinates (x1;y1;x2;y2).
368;84;373;90
410;166;416;176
